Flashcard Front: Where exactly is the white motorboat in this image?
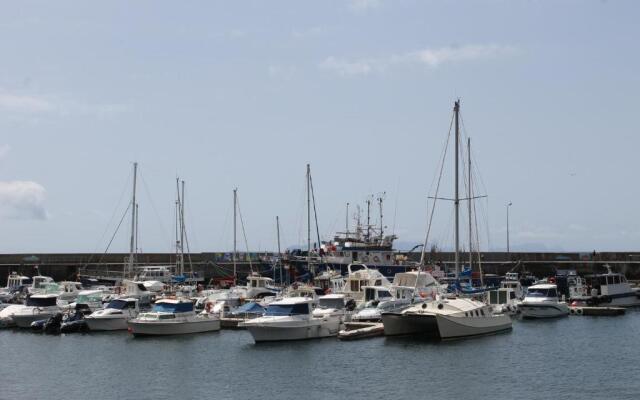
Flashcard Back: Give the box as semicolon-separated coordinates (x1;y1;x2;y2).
382;297;512;340
579;266;640;307
127;299;220;336
241;297;342;342
11;294;61;328
0;272;31;302
352;286;394;322
313;293;352;321
27;275;55;295
519;284;570;318
85;298;139;331
342;264;392;304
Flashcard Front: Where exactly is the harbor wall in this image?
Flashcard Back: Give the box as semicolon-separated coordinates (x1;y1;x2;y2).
2;251;640;285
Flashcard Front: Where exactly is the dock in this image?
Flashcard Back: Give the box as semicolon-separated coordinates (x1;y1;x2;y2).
569;306;626;316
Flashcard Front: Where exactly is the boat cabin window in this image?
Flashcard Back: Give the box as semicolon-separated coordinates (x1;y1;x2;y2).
498;291;507;304
378;290;391;299
374;280;382;286
489;291;498;304
152;302;193;313
319;298;344;309
527;288;557;298
107;299;130;310
350;280;360;292
265;303;310;316
26;296;57;307
510;292;516;300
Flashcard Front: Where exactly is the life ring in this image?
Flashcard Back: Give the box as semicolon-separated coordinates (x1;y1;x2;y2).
548;277;556;284
373;256;381;263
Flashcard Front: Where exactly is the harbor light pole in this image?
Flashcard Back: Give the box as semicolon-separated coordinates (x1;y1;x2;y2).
506;202;512;256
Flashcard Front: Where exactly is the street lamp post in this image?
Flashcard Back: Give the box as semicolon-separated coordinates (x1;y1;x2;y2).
507;202;513;255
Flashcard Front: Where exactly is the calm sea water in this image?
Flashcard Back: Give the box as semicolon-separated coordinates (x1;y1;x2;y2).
1;312;639;400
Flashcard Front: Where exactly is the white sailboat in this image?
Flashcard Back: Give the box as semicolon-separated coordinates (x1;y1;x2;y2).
382;100;512;339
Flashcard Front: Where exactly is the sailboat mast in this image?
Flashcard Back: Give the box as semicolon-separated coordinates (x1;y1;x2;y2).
180;180;185;276
366;199;371;240
128;162;138;277
454;100;460;278
379;196;384;239
468;137;473;271
345;202;350;236
306;164;311;274
276;215;282;284
233;188;237;285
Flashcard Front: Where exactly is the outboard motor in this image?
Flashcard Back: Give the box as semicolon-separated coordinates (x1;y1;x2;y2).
43;313;64;334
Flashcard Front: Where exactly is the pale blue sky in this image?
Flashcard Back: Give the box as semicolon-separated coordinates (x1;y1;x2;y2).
1;0;639;253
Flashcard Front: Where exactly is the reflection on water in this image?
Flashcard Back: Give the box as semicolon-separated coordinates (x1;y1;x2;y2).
1;314;639;400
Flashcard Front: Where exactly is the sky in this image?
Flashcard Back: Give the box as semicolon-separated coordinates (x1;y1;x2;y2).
1;0;639;254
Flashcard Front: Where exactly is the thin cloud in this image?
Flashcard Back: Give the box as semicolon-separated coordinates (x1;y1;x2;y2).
0;181;48;220
320;44;518;76
0;89;130;118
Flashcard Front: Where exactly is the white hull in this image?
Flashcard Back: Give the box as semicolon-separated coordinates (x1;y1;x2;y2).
85;316;129;331
244;319;342;342
12;311;57;328
519;302;569;319
127;318;220;336
435;313;512;339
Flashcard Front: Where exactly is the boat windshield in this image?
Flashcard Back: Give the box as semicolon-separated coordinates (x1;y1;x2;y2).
318;298;344;309
527;288;557;298
107;299;133;310
152;302;193;313
265;303;310;316
26;296;57;307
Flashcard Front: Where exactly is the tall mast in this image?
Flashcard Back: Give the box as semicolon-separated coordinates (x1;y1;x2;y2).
454;100;460;278
345;202;350;236
233;188;237;285
276;216;282;284
366;199;371;240
180;180;185;276
128;162;138;277
306;164;311;274
378;196;384;239
468;137;473;272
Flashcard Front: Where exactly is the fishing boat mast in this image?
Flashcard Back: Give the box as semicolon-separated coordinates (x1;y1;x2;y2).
468;137;473;272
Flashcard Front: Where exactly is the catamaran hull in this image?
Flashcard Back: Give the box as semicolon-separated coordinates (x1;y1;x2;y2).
435;314;512;340
519;303;569;319
85;317;129;331
127;319;221;336
244;321;341;342
381;312;439;338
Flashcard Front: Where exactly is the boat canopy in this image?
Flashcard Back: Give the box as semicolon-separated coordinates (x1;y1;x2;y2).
230;302;265;316
152;301;193;313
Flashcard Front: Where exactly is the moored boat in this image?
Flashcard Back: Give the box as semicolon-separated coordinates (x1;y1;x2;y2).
127;298;220;336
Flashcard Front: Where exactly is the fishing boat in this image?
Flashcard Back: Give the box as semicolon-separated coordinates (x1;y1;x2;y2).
127;298;220;336
241;297;342;342
578;266;640;307
85;298;140;331
519;283;570;318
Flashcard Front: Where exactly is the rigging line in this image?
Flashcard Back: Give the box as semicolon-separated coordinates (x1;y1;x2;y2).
218;201;231;250
420;111;454;265
181;188;194;273
94;201;132;267
139;171;171;248
309;174;322;248
460;113;490;198
235;193;253;272
86;168;132;266
426;112;456;197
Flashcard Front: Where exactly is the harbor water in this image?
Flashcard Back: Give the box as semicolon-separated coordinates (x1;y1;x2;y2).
2;312;639;400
